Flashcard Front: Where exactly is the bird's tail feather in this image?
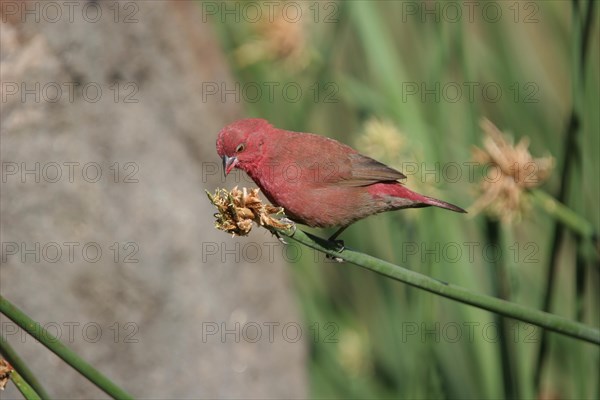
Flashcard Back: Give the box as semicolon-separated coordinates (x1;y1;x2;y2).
421;195;467;213
378;183;467;213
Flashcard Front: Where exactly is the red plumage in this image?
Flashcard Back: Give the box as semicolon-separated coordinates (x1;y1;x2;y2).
216;118;465;231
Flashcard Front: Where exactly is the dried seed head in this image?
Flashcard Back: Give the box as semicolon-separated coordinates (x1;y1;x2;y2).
470;119;555;223
355;118;407;169
0;359;14;390
232;3;312;71
355;117;442;217
207;187;293;237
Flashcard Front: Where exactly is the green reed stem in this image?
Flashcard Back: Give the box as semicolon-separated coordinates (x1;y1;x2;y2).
279;228;600;345
0;296;134;400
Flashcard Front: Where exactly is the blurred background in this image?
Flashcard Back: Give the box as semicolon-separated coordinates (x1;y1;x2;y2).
1;1;599;399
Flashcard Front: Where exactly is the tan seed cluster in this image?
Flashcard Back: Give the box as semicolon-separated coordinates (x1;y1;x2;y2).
470;119;554;223
207;187;293;236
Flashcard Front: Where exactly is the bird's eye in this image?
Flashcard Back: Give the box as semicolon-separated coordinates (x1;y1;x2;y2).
235;143;246;153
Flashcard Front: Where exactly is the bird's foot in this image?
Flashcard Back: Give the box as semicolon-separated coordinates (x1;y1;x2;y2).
272;230;288;245
326;239;345;263
330;239;345;252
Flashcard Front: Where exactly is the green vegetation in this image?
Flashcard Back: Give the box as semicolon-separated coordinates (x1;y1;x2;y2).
213;1;599;398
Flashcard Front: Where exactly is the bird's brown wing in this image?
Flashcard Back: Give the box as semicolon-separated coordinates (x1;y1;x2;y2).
335;153;406;186
276;132;406;187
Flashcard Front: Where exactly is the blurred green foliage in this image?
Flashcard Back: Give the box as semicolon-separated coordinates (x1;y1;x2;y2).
209;1;599;398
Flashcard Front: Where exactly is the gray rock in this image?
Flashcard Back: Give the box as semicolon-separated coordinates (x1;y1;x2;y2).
0;1;307;398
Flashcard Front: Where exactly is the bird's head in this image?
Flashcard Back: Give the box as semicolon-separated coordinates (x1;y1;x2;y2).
216;118;271;176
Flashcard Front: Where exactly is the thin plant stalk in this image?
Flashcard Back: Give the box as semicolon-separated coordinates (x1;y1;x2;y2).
533;0;597;391
486;219;519;399
0;335;51;399
9;369;42;400
279;228;600;345
0;296;134;400
530;189;596;241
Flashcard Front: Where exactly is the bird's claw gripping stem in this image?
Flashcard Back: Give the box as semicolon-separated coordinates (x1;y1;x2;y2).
272;230;288;244
326;239;345;263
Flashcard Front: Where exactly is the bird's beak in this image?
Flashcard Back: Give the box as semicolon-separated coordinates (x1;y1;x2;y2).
222;155;238;176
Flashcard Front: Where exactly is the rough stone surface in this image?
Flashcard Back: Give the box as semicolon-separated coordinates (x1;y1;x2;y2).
0;1;307;398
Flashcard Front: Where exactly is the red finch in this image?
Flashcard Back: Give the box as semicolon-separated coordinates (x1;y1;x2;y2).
216;119;466;239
